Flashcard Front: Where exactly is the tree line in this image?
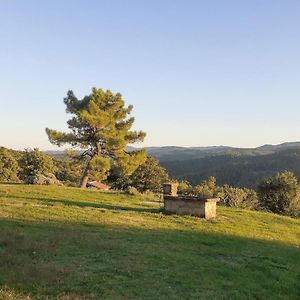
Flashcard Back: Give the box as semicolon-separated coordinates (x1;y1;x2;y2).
177;171;300;217
0;147;169;193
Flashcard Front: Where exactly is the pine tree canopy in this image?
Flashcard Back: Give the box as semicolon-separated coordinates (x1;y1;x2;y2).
46;88;146;187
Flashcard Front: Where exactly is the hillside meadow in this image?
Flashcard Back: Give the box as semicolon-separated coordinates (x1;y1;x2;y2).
0;184;299;299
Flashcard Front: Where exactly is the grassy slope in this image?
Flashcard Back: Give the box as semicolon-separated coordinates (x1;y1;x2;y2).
0;185;299;300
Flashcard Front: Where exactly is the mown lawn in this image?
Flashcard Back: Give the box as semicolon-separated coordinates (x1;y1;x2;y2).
0;184;299;299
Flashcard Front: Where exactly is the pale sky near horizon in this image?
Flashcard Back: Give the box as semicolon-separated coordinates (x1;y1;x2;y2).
1;0;300;150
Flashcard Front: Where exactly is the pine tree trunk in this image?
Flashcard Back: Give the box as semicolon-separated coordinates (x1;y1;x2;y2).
80;175;89;188
79;159;90;188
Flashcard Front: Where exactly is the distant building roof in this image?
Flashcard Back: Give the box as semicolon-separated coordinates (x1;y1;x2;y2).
87;181;110;190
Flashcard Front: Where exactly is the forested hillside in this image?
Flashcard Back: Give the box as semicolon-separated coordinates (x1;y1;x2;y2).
146;142;300;161
161;148;300;188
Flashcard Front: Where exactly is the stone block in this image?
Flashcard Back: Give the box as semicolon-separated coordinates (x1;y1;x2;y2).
163;195;220;219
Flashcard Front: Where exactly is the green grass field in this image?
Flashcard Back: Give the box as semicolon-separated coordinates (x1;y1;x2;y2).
0;184;299;299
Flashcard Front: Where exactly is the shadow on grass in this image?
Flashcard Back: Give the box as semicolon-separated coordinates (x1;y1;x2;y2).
0;217;299;299
0;194;160;213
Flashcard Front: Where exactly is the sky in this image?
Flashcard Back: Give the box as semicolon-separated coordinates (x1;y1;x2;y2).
0;0;300;150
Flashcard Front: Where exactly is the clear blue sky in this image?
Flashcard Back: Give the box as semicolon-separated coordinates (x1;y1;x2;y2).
1;0;300;150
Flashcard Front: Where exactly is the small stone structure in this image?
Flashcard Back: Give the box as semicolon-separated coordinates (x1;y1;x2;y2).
162;182;178;196
26;173;61;185
163;183;220;219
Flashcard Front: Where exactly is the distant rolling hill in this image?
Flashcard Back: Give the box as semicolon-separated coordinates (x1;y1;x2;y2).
148;142;300;188
45;142;300;161
146;142;300;161
160;147;300;188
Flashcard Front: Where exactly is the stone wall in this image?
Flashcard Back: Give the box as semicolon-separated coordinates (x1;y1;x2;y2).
164;195;219;219
162;183;220;219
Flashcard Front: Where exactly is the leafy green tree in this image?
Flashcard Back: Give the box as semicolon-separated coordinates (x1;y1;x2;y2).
193;176;218;198
129;156;169;193
0;147;20;182
258;171;299;215
46;88;146;187
109;156;168;193
19;148;57;179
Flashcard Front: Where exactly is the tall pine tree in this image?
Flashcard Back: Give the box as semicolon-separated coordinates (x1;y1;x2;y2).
46;88;146;187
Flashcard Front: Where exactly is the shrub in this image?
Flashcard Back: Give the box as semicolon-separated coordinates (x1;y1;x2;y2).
109;156;169;193
126;186;141;196
54;158;84;186
258;171;300;216
192;176;219;198
286;191;300;217
129;156;169;193
177;180;192;195
19;149;57;180
177;177;220;198
219;185;259;209
176;177;259;210
0;147;20;182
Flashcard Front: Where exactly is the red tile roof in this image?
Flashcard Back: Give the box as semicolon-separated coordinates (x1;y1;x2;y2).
87;181;110;190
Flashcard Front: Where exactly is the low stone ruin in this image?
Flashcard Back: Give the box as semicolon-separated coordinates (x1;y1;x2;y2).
163;183;220;219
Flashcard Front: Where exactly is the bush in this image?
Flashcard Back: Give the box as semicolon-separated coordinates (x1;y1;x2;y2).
54;158;84;185
286;191;300;217
19;149;57;180
0;147;20;182
126;186;141;196
109;156;169;193
177;180;192;195
192;177;219;198
258;171;300;216
219;185;259;209
175;177;259;210
178;177;220;198
129;156;169;193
